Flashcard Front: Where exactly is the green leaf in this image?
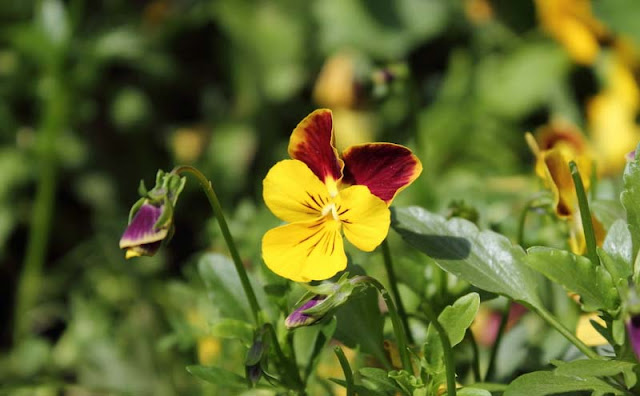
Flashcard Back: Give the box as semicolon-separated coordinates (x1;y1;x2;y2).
334;285;389;368
294;317;337;381
186;365;246;388
457;388;492;396
526;247;619;313
210;319;254;347
391;206;543;310
198;253;252;322
600;220;634;286
359;367;400;395
591;199;626;230
504;369;627;396
552;359;637;388
476;41;570;119
435;292;480;347
621;147;640;259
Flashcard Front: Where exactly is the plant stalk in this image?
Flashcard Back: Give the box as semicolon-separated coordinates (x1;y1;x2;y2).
485;300;511;381
172;165;261;324
358;276;412;372
535;305;601;360
381;239;414;344
14;67;67;343
334;346;354;396
569;161;599;266
422;303;457;396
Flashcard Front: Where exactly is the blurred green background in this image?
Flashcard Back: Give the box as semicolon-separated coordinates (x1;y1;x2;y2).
2;0;640;394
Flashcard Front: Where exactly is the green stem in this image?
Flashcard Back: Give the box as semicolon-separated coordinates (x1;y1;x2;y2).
334;346;354;396
265;324;304;391
381;239;414;344
485;300;511;381
535;306;601;360
422;303;457;396
172;165;261;325
358;276;412;372
14;67;67;343
465;331;481;382
569;161;599;266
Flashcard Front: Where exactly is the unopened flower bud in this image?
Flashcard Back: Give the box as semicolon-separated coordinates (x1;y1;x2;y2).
119;170;185;258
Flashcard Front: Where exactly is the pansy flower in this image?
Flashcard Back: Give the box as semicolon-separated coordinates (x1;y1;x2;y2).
262;109;422;282
526;121;604;254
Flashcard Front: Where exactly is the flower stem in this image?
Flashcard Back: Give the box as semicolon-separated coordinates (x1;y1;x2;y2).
265;323;304;391
334;346;354;396
172;165;261;324
484;300;511;381
422;303;457;396
14;67;67;343
381;239;414;344
465;331;481;382
569;161;599;266
357;276;412;372
535;305;601;360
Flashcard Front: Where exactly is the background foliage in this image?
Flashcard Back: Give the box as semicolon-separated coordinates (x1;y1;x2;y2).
2;0;640;395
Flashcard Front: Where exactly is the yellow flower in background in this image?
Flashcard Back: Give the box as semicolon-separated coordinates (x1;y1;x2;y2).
534;0;607;65
575;312;608;346
527;121;593;218
526;121;604;254
262;109;422;282
588;53;640;175
313;51;360;110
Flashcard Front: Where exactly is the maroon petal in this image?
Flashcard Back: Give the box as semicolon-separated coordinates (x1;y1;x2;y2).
342;143;422;204
288;109;344;187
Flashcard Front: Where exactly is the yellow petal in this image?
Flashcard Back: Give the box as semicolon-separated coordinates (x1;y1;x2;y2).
338;185;390;252
540;144;591;218
262;218;346;282
576;313;608;346
263;159;331;223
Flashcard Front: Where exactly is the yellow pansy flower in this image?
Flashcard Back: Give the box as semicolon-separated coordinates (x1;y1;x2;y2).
262;109;422;282
534;0;607;65
588;53;640;175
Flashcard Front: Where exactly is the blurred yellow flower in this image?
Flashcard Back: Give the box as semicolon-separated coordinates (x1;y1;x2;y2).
576;312;607;346
534;0;607;65
588;54;640;175
527;121;604;254
313;51;359;109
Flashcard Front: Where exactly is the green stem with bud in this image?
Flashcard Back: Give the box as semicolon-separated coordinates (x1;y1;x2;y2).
172;165;261;325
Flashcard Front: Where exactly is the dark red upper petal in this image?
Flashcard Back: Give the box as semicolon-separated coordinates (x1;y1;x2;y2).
288;109;343;186
342;143;422;204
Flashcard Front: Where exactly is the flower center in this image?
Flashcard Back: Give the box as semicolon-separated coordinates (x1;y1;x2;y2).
321;203;340;221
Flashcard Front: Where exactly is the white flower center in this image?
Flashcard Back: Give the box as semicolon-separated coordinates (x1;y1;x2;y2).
321;203;339;221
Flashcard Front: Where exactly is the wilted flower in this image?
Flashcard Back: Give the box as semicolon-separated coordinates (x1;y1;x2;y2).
261;109;422;282
119;170;185;258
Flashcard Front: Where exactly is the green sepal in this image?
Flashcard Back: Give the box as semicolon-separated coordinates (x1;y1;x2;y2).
153;196;174;231
138;179;148;196
127;196;147;223
389;370;424;395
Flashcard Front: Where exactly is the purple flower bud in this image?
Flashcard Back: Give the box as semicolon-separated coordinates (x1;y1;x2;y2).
245;362;262;385
285;296;326;329
628;315;640;360
119;202;169;258
626;150;636;162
